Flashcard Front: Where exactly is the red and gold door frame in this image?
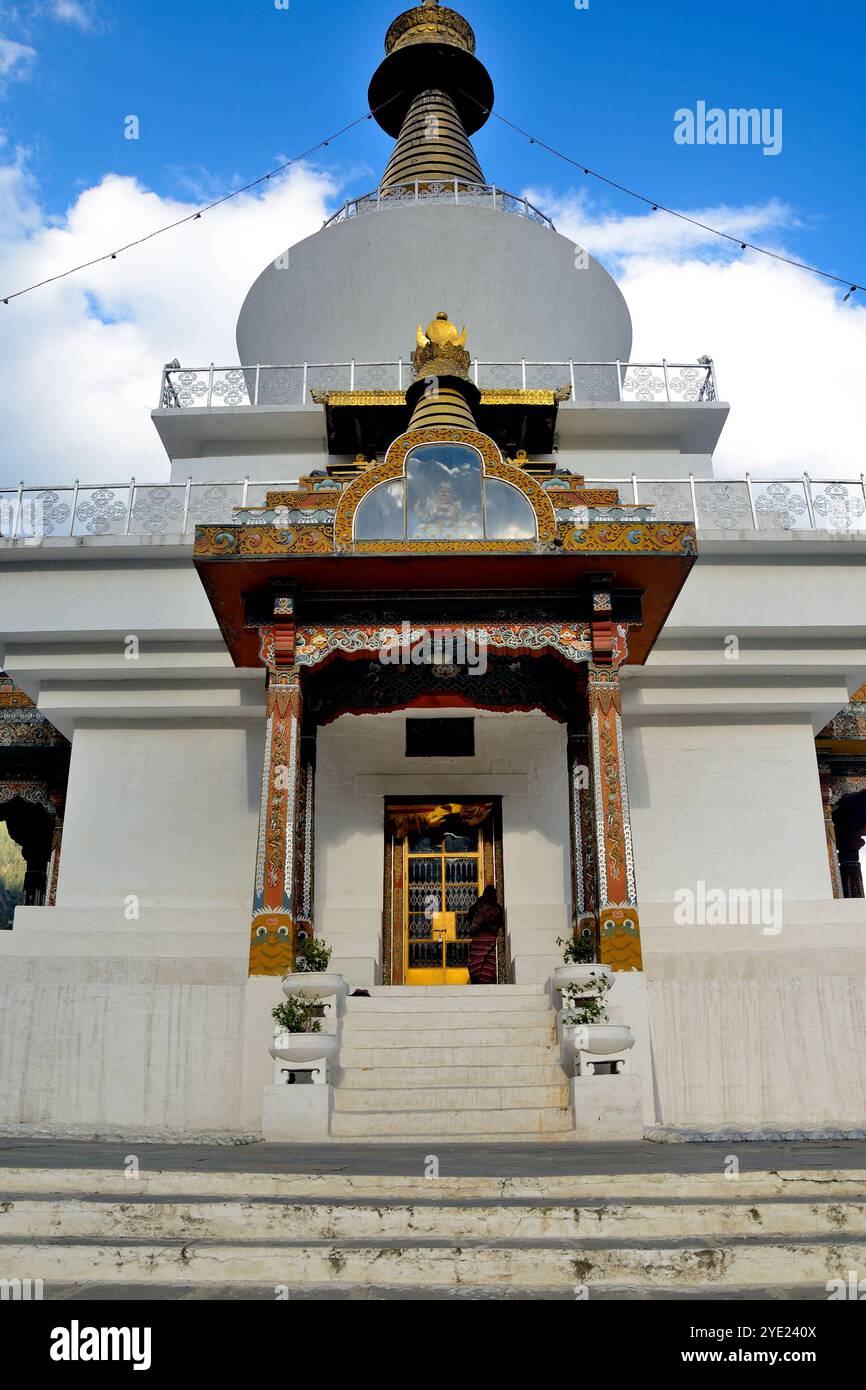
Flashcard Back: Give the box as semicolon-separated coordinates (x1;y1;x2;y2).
383;799;505;986
245;594;642;977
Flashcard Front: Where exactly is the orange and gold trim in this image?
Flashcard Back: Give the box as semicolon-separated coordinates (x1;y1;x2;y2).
587;662;643;972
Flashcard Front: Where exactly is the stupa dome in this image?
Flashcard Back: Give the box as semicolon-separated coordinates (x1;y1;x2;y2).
236;1;632;372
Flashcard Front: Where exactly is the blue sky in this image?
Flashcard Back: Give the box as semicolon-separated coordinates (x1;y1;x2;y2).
1;0;863;285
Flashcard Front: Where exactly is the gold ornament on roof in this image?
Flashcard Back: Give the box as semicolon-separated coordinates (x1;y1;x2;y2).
412;311;471;379
385;2;476;57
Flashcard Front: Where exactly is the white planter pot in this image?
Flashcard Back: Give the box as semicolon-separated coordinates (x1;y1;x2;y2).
576;1024;635;1056
552;964;612;991
282;972;347;999
269;1033;341;1066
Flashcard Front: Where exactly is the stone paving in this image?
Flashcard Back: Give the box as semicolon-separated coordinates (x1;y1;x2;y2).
2;1136;866;1177
44;1282;827;1301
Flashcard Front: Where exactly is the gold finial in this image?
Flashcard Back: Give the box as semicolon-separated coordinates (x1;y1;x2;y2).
385;3;476;58
418;311;468;350
371;0;493;157
413;312;470;378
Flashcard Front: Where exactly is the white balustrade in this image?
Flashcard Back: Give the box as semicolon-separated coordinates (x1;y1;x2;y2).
5;469;866;540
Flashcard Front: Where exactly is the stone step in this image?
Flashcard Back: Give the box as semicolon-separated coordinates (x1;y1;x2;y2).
340;1044;562;1068
345;995;551;1014
340;1020;555;1044
332;1084;569;1113
4;1166;864;1200
330;1105;573;1138
5;1196;865;1243
339;1063;567;1089
330;1132;582;1144
342;1008;555;1032
23;1281;838;1301
4;1234;865;1289
368;986;544;996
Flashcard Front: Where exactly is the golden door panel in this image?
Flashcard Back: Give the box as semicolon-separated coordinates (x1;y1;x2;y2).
383;800;505;986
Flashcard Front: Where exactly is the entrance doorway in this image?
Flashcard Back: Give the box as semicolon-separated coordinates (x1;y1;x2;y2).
383;800;505;986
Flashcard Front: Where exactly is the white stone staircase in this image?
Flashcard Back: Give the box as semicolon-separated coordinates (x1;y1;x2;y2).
332;984;572;1141
3;1164;865;1297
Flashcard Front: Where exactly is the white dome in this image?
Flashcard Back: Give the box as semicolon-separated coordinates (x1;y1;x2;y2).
236;202;632;370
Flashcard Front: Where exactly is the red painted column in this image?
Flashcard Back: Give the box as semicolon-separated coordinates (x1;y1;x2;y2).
249;599;305;977
586;584;643;971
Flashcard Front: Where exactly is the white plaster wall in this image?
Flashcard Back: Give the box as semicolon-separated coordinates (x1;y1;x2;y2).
0;720;266;1134
0;964;249;1133
557;449;714;482
668;550;866;634
624;717;832;903
57;723;263;911
0;901;282;1135
642;904;866;1128
0;559;217;643
314;710;571;982
168;453;324;485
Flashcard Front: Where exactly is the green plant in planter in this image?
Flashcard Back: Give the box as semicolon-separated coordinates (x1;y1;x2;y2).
560;973;612;1027
272;994;322;1035
294;935;333;974
556;929;597;965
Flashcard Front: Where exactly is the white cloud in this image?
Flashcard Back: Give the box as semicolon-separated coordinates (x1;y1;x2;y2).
46;1;93;30
0;36;36;83
0;143;41;235
542;190;866;478
0;159;339;486
0;155;863;491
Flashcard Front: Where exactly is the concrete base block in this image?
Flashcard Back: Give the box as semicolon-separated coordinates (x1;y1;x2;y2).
330;956;379;989
262;1084;332;1141
511;954;559;986
570;1074;644;1141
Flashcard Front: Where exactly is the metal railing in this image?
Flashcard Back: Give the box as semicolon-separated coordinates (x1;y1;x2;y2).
3;475;866;541
158;359;718;409
322;180;556;230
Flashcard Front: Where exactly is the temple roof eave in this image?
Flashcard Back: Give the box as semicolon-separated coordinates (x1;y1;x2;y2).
192;527;697;670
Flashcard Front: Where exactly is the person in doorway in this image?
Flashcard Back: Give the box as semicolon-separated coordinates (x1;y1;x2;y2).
466;884;504;985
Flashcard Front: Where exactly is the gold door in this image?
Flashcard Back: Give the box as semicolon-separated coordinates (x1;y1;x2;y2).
404;816;483;986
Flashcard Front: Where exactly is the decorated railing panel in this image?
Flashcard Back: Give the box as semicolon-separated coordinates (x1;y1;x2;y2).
4;475;866;540
322;181;556;230
158;359;718;409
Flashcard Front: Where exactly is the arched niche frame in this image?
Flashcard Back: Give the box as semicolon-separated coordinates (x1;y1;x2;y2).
333;427;557;552
0;782;62;913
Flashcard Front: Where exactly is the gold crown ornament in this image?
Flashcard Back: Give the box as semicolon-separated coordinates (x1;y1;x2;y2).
412;311;471;379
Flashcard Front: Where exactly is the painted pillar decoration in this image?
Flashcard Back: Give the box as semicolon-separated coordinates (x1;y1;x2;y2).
47;802;64;906
567;724;597;939
250;591;304;977
817;764;844;899
295;731;317;934
586;584;643;971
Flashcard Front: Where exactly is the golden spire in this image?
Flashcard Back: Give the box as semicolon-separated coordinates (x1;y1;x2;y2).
406;311;479;431
380;91;485;188
370;3;494;189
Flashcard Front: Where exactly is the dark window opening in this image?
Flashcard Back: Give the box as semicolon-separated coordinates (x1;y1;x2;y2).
405;718;475;759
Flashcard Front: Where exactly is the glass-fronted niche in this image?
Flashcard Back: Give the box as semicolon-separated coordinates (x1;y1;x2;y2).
354;443;537;543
